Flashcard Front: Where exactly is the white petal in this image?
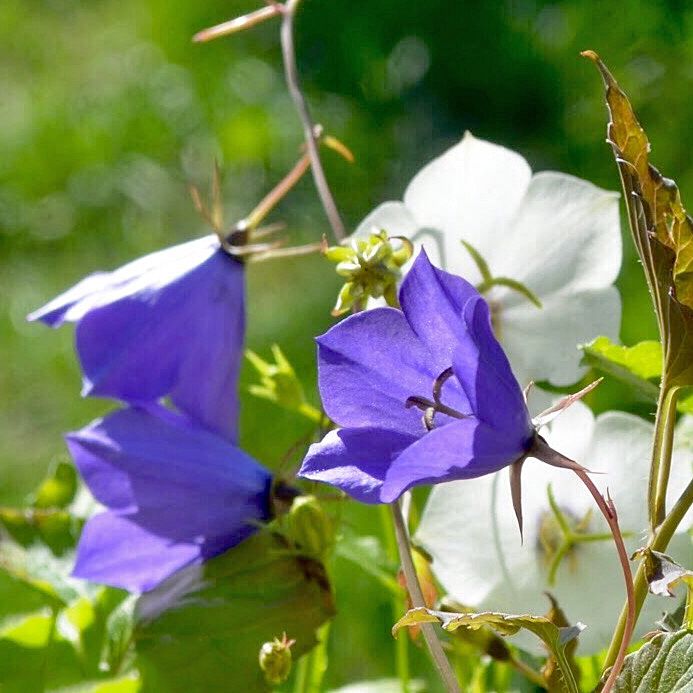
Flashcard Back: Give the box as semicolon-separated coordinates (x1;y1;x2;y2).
490;172;622;298
500;286;621;387
416;403;693;654
352;201;418;239
403;132;532;281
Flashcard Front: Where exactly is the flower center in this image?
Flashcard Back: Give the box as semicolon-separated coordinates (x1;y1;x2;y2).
406;367;468;432
536;484;613;586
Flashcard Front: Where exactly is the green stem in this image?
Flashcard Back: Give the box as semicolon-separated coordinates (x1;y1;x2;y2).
649;383;679;528
604;475;693;668
380;504;410;693
390;501;461;693
293;654;308;693
40;607;59;693
305;622;330;692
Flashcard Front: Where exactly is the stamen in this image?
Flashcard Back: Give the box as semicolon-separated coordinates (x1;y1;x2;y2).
405;367;468;431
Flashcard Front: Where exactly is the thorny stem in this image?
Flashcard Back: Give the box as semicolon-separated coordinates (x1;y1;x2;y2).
390;501;461;693
604;474;693;669
531;438;635;693
280;0;346;242
648;382;679;529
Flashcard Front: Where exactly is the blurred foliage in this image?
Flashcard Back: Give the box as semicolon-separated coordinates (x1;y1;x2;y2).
4;0;693;690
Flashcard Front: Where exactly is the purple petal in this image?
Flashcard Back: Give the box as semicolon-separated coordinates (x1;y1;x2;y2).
67;407;271;591
453;296;532;436
317;307;470;435
380;417;527;502
398;249;479;367
73;513;204;593
299;427;417;503
30;236;245;441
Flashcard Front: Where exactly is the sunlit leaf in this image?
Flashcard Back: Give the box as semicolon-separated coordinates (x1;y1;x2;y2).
393;607;584;693
542;594;582;693
612;630;693;692
585;51;693;388
134;531;335;693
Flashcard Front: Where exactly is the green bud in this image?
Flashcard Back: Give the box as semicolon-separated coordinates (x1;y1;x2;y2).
258;633;295;686
246;345;323;423
287;495;335;560
324;230;413;315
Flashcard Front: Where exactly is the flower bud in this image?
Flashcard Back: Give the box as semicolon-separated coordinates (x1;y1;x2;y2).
258;633;295;686
325;230;413;315
287;495;335;560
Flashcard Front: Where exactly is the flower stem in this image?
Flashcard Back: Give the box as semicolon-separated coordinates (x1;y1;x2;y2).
531;439;635;693
648;382;679;529
390;501;461;693
604;474;693;668
380;504;410;693
280;0;346;242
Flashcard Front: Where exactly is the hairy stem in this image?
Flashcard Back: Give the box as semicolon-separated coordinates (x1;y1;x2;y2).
280;0;346;242
531;439;635;693
604;474;693;668
390;501;461;693
649;382;679;529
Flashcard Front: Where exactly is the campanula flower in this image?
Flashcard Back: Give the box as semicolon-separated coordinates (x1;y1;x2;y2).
67;404;271;592
299;249;535;503
416;402;693;653
29;235;244;441
352;132;622;391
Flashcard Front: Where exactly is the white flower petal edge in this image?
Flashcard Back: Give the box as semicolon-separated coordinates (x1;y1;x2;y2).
349;132;622;388
415;402;693;655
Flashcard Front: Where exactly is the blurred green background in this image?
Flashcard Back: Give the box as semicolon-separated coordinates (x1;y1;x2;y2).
2;0;693;689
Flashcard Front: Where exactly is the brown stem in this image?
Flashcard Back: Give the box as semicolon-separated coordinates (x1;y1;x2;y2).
245;153;311;230
390;501;461;693
280;0;346;242
531;439;635;693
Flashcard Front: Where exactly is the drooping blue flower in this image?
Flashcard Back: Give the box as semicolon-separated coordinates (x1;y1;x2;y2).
66;404;272;593
299;250;535;503
29;235;244;442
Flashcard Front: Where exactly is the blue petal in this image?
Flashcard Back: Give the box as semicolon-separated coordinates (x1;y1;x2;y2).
398;249;479;367
380;417;527;502
317;307;470;436
299;427;417;503
31;236;245;441
67;407;271;591
453;296;533;436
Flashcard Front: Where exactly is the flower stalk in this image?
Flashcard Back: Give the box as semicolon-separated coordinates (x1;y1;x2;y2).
280;0;346;242
390;501;461;693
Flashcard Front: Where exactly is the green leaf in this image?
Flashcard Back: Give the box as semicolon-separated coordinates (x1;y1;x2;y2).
612;630;693;692
335;534;402;596
585;52;693;388
0;540;82;607
393;607;584;693
101;595;138;675
134;531;335;693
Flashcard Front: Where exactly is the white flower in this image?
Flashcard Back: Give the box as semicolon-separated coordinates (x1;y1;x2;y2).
354;132;622;389
415;402;693;654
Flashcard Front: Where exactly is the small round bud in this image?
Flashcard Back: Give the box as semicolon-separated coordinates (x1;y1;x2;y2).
258;633;294;686
287;495;335;560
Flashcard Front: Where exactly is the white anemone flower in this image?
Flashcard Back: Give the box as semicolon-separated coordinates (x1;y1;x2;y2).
415;402;693;655
354;132;622;390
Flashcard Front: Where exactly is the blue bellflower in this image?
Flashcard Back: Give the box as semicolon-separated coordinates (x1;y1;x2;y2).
299;250;536;503
67;404;272;593
29;235;245;442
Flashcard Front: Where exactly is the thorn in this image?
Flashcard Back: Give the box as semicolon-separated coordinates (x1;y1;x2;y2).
533;377;603;427
510;458;525;543
523;380;534;404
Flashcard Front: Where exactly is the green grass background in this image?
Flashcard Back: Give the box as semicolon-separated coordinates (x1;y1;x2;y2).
2;0;693;689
